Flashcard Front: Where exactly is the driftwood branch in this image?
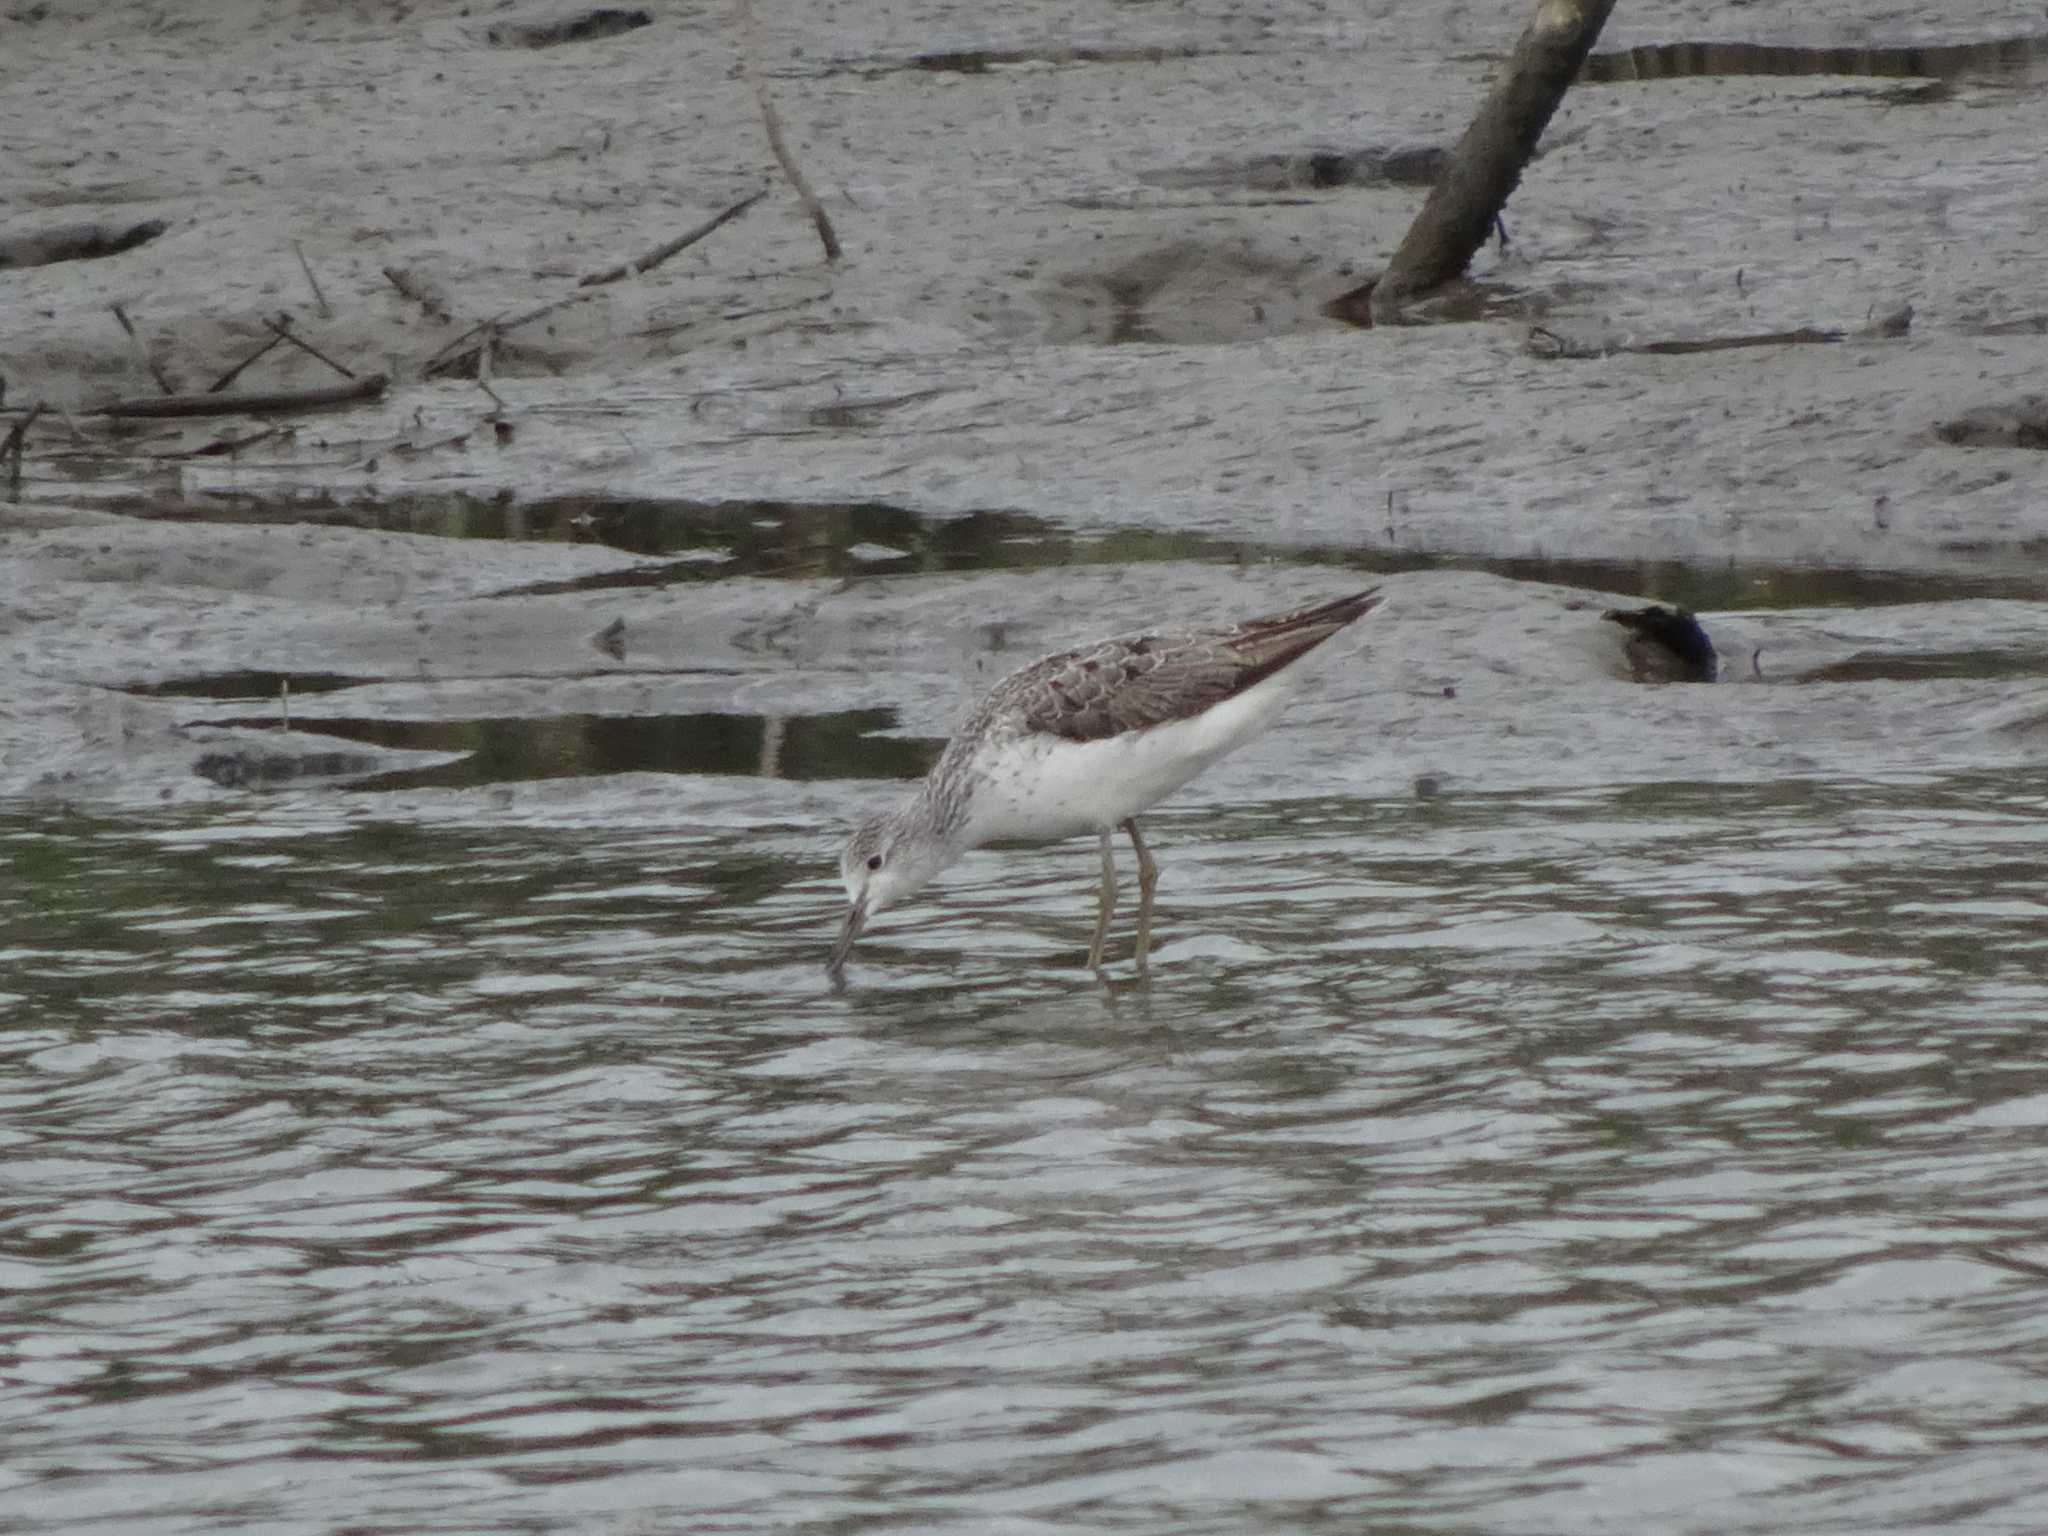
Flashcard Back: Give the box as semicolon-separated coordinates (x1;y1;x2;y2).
577;188;769;287
91;373;389;419
1369;0;1618;323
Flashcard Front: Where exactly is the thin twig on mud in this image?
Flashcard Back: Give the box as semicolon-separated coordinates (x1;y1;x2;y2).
737;0;842;262
577;188;770;287
92;373;389;419
111;303;177;394
422;293;586;379
208;330;289;393
293;240;333;319
263;315;358;380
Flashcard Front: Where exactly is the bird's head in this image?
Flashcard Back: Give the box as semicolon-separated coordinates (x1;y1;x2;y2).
828;807;954;980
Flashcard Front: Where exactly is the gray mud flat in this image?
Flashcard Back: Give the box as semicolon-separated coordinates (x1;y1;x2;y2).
4;3;2048;1533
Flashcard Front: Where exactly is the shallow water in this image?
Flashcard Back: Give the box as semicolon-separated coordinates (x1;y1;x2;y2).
7;769;2048;1534
97;490;2048;607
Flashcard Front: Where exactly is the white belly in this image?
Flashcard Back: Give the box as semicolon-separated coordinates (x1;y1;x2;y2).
959;670;1296;846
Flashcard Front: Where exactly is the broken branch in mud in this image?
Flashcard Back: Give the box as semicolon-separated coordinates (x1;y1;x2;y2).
92;373;389;419
577;188;770;287
1365;0;1617;323
738;0;843;262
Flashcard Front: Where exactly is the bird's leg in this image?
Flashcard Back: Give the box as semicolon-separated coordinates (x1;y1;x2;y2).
1123;817;1158;977
1087;827;1118;973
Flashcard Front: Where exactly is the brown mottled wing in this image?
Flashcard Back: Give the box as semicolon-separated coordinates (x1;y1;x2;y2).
1005;588;1381;743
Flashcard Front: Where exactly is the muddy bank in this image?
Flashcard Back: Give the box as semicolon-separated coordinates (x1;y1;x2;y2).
6;498;2044;813
2;1;2046;804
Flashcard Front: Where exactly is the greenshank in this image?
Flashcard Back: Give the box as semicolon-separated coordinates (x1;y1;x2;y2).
829;587;1382;981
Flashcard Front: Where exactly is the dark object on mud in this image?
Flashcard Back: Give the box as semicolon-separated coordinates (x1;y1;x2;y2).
0;218;165;270
194;747;382;789
908;44;1207;74
1934;397;2048;451
486;7;651;48
1364;0;1618;323
1604;604;1719;683
1305;146;1448;190
94;373;389;419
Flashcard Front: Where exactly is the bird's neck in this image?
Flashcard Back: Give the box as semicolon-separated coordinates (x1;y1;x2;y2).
908;771;972;851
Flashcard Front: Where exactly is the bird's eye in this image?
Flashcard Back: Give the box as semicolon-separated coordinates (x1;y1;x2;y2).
865;853;883;871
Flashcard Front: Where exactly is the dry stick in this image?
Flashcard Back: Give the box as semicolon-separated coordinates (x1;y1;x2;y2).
1369;0;1618;323
737;0;842;262
208;329;289;393
421;187;774;376
383;265;453;323
93;373;389;419
292;240;332;319
423;292;585;378
577;188;771;287
110;302;177;394
3;400;46;494
262;315;358;379
1528;325;1845;360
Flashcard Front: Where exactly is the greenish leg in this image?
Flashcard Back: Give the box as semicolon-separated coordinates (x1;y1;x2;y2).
1087;827;1117;973
1123;817;1158;977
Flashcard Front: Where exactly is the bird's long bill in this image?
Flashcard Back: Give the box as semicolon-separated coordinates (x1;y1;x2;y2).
827;896;867;983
